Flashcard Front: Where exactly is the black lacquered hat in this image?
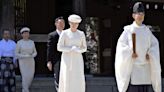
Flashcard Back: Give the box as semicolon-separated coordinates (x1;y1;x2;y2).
133;2;145;13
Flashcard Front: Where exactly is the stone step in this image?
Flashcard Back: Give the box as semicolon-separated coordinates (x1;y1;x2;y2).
16;76;55;92
16;75;162;92
16;75;115;92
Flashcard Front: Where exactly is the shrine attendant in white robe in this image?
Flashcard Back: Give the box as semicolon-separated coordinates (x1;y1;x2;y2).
57;14;87;92
115;2;161;92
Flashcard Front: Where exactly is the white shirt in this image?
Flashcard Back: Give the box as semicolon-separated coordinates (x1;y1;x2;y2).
56;29;62;36
0;39;16;61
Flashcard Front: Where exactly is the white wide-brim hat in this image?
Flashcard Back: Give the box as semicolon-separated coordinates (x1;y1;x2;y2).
20;27;30;34
68;14;82;23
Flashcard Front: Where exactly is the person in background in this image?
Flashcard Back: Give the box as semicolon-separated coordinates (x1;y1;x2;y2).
15;27;37;92
0;30;16;92
47;17;65;92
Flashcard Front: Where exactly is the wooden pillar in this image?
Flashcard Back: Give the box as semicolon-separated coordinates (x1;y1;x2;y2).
73;0;86;17
0;0;2;37
73;0;86;30
0;0;15;38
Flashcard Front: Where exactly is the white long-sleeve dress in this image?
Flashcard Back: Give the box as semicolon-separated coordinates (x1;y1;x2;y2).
57;28;87;92
15;39;37;92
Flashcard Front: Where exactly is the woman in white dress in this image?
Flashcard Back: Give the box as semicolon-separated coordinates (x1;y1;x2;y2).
15;27;37;92
57;14;87;92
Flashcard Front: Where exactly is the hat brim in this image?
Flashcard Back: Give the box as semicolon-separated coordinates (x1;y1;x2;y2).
68;19;82;23
20;30;30;34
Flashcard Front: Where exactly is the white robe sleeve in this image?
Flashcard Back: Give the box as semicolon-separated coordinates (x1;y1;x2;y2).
115;27;134;92
75;32;87;53
148;32;161;92
57;32;72;52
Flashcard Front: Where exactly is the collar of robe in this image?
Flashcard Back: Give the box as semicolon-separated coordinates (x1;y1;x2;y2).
132;21;145;28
